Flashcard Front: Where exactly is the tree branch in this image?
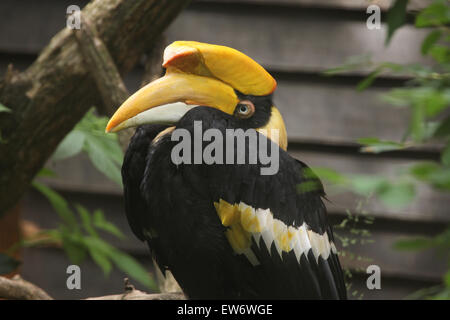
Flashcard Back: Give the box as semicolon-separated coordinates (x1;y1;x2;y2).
0;276;185;300
86;277;185;300
86;292;186;300
0;275;53;300
72;13;134;150
73;14;130;116
0;0;191;216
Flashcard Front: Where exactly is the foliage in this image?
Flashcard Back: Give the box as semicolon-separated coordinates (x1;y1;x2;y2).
34;110;156;290
395;226;450;299
385;0;409;45
52;109;123;186
0;103;11;113
22;174;157;290
324;0;450;299
335;202;375;300
301;166;416;208
1;109;157;292
298;169;377;299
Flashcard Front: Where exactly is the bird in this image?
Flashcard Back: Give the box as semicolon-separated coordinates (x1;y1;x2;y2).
106;41;347;300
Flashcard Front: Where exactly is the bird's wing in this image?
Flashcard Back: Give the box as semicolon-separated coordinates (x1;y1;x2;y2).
123;123;346;299
197;134;347;299
122;125;171;273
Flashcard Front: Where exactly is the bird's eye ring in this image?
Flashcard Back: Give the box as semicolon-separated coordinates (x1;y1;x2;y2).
235;100;255;119
239;104;249;113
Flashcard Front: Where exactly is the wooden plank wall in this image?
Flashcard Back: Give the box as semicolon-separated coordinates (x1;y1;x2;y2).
0;0;447;299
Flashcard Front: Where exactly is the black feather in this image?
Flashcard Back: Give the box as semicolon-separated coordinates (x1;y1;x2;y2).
121;105;347;299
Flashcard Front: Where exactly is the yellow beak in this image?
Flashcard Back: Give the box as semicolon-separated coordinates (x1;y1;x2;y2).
106;41;276;133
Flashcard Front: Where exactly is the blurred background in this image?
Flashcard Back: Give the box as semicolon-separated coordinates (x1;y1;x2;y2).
0;0;448;299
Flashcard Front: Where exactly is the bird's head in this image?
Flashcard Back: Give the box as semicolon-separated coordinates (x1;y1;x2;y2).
106;41;287;150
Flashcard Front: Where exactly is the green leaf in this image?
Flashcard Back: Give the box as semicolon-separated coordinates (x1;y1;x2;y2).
89;248;112;276
349;176;387;196
32;182;78;229
56;109;124;185
0;103;11;113
423;121;441;141
410;162;450;190
405;284;446;300
386;0;409;45
434;117;450;138
92;210;125;239
382;87;450;118
381;89;411;107
323;54;373;75
415;0;450;27
410;162;440;180
297;181;323;194
432;287;450;300
445;270;450;288
61;232;88;264
357;137;382;144
356;69;382;91
421;30;442;55
381;88;421;107
109;249;157;290
0;253;20;275
423;90;449;117
441;143;450;166
84;136;123;186
377;182;415;208
348;174;415;208
76;109;123;185
36;167;56;178
304;167;347;185
429;45;450;64
394;237;433;250
52;130;85;161
76;204;99;238
83;237;113;276
358;137;405;153
356;62;411;92
82;236;156;290
428;169;450;190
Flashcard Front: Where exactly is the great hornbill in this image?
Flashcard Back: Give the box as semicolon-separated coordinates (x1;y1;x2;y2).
106;41;347;299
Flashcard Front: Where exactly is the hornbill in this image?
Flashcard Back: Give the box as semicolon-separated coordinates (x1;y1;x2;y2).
106;41;347;299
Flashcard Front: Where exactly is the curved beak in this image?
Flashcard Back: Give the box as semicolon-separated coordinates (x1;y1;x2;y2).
105;71;238;133
106;41;276;133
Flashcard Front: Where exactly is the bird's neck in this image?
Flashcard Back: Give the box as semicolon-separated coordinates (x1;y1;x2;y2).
256;106;288;151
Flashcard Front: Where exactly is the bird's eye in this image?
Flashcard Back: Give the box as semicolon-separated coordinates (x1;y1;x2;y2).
235;100;255;119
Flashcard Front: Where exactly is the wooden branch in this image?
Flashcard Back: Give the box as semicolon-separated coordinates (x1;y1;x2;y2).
0;276;185;300
73;14;129;117
86;292;186;300
86;278;185;300
0;0;191;216
0;275;53;300
72;13;134;150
